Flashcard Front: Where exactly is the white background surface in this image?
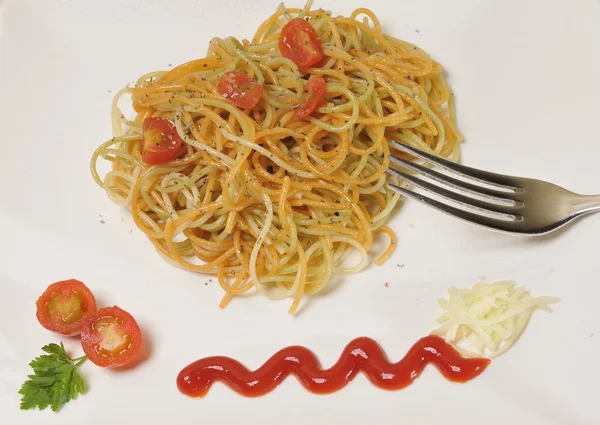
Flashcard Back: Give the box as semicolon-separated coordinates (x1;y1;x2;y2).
1;0;599;424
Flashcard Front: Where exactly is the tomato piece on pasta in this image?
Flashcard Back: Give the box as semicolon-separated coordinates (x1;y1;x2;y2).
295;75;326;117
217;71;264;108
279;18;324;68
142;117;184;165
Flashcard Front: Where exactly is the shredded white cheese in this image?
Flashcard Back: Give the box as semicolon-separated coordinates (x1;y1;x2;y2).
432;279;560;358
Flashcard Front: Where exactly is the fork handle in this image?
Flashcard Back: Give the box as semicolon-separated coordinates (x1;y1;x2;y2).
573;194;600;214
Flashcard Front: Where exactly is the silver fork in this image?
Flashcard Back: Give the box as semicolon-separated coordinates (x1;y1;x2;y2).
386;141;600;235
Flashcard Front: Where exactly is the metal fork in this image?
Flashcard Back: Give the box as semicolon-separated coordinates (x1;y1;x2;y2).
386;141;600;235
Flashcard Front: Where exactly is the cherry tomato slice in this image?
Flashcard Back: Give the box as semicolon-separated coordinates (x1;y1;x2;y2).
36;279;97;336
279;18;324;68
217;71;264;109
142;117;184;165
295;75;327;118
80;306;143;368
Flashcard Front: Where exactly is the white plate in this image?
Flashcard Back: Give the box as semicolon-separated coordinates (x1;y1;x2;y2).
1;0;599;423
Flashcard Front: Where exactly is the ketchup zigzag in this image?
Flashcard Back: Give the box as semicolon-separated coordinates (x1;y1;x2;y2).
177;335;490;397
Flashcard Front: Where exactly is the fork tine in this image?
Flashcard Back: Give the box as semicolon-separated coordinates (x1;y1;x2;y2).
389;153;518;205
387;183;525;233
391;141;521;190
385;168;521;219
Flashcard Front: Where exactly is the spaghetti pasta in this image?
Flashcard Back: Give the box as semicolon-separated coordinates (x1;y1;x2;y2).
91;1;462;314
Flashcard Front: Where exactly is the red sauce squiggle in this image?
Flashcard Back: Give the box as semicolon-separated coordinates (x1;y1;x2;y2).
177;335;490;397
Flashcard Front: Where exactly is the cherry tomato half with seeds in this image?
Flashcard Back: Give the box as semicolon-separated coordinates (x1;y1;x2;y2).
142;117;184;165
36;279;97;336
279;18;324;68
217;71;264;109
80;306;143;368
295;75;327;117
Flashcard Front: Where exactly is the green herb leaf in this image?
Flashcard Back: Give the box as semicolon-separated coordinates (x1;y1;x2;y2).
19;342;87;412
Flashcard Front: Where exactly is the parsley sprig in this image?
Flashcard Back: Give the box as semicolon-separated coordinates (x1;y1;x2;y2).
19;343;87;412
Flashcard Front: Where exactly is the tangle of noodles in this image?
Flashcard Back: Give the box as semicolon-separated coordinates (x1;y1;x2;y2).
91;1;463;314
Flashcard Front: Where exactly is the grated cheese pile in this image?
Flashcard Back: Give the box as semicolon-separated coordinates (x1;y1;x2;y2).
432;279;560;358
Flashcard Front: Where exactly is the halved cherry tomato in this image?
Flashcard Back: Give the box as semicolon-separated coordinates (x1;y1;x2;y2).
295;75;327;117
36;279;97;336
142;117;184;165
217;71;264;109
279;18;324;68
80;306;143;368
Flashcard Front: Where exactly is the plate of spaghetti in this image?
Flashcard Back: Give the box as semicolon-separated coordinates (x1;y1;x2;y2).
90;0;462;314
1;0;599;424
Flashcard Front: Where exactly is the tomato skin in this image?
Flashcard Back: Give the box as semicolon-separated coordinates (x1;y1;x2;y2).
217;71;264;108
80;306;143;368
295;75;327;118
35;279;97;336
279;18;324;68
142;117;184;165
